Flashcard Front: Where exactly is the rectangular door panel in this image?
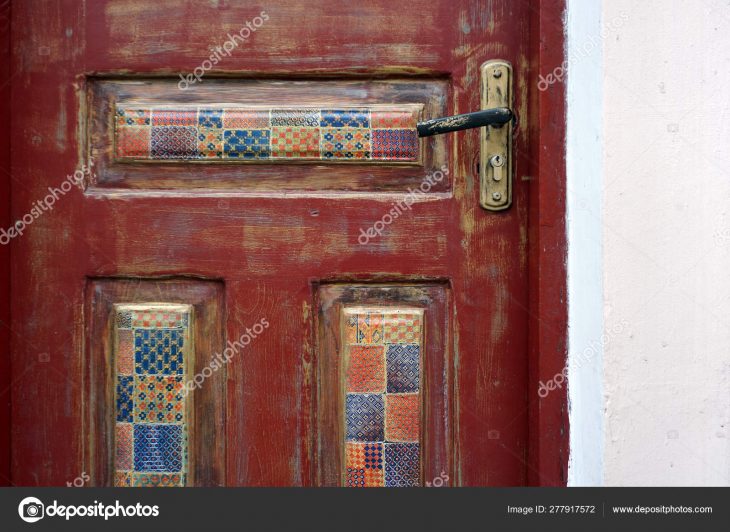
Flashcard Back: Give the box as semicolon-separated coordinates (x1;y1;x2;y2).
315;283;452;487
87;79;449;192
85;279;225;486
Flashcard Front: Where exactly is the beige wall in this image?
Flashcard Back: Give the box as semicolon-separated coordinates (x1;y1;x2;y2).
573;0;730;485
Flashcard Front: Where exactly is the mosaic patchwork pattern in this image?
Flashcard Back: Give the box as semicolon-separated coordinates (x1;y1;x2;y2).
134;375;185;423
134;329;184;375
116;376;134;422
198;128;223;158
346;394;384;441
386;344;420;393
385;394;420;442
116;127;150;159
372;129;419;160
321;128;371;159
151;126;198;159
223;129;270;159
384;312;422;343
385;443;420;487
344;308;423;487
116;108;150;126
223;109;269;129
371;110;416;129
133;424;183;472
114;304;191;487
345;311;384;345
271;109;319;127
133;473;184;487
347;345;385;393
271;126;320;159
346;442;384;487
321;109;369;128
114;106;420;162
116;423;133;470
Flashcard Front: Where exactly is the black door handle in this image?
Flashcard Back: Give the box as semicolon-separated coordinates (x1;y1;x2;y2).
416;107;513;137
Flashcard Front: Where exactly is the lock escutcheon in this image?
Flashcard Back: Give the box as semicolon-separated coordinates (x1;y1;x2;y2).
490;154;504;182
480;60;513;211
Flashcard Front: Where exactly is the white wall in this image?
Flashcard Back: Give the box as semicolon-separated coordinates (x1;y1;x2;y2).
568;0;730;486
566;0;605;486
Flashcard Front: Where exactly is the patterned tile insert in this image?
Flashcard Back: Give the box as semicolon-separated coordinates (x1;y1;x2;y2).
344;308;423;487
114;304;191;487
114;106;420;162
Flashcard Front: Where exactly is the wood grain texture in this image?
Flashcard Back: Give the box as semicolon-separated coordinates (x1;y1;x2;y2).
85;279;225;486
9;0;567;486
0;0;10;487
526;0;569;486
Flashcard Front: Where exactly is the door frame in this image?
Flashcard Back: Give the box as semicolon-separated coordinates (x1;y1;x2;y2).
1;0;11;488
0;0;569;486
526;0;569;486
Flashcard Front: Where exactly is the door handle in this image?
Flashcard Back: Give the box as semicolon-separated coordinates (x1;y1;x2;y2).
416;107;513;137
416;59;514;211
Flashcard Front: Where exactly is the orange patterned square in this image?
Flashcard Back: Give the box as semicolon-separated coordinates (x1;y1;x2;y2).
385;394;420;442
115;423;133;471
347;345;385;392
346;442;384;487
383;312;422;344
271;126;320;158
345;312;384;344
363;468;384;487
117;329;134;375
116;126;150;159
371;110;417;129
223;109;270;129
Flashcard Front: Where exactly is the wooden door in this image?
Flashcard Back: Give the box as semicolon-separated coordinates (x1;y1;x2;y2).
7;0;568;486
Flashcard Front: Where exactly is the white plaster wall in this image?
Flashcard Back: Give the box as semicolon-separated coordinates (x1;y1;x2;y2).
568;0;730;485
566;0;605;486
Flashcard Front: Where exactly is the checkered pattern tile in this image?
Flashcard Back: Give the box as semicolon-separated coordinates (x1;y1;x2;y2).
114;305;190;487
343;308;424;487
114;106;419;162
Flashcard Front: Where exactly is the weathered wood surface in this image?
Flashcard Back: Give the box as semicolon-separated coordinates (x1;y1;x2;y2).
8;0;568;486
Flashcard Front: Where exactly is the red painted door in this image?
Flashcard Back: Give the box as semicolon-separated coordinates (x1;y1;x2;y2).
7;0;556;487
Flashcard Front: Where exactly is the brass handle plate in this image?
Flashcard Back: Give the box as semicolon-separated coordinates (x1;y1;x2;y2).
480;60;513;211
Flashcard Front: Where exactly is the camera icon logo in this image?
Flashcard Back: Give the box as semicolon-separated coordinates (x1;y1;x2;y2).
18;497;44;523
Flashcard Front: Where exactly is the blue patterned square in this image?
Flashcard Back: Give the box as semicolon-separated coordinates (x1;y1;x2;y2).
133;424;183;472
223;129;270;159
116;375;134;422
134;329;184;375
150;126;198;159
386;344;420;393
346;394;384;441
385;443;420;487
198;109;223;128
320;109;370;128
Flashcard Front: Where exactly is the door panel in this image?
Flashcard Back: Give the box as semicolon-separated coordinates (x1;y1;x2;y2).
85;279;226;487
11;0;533;486
315;283;452;486
88;79;449;190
